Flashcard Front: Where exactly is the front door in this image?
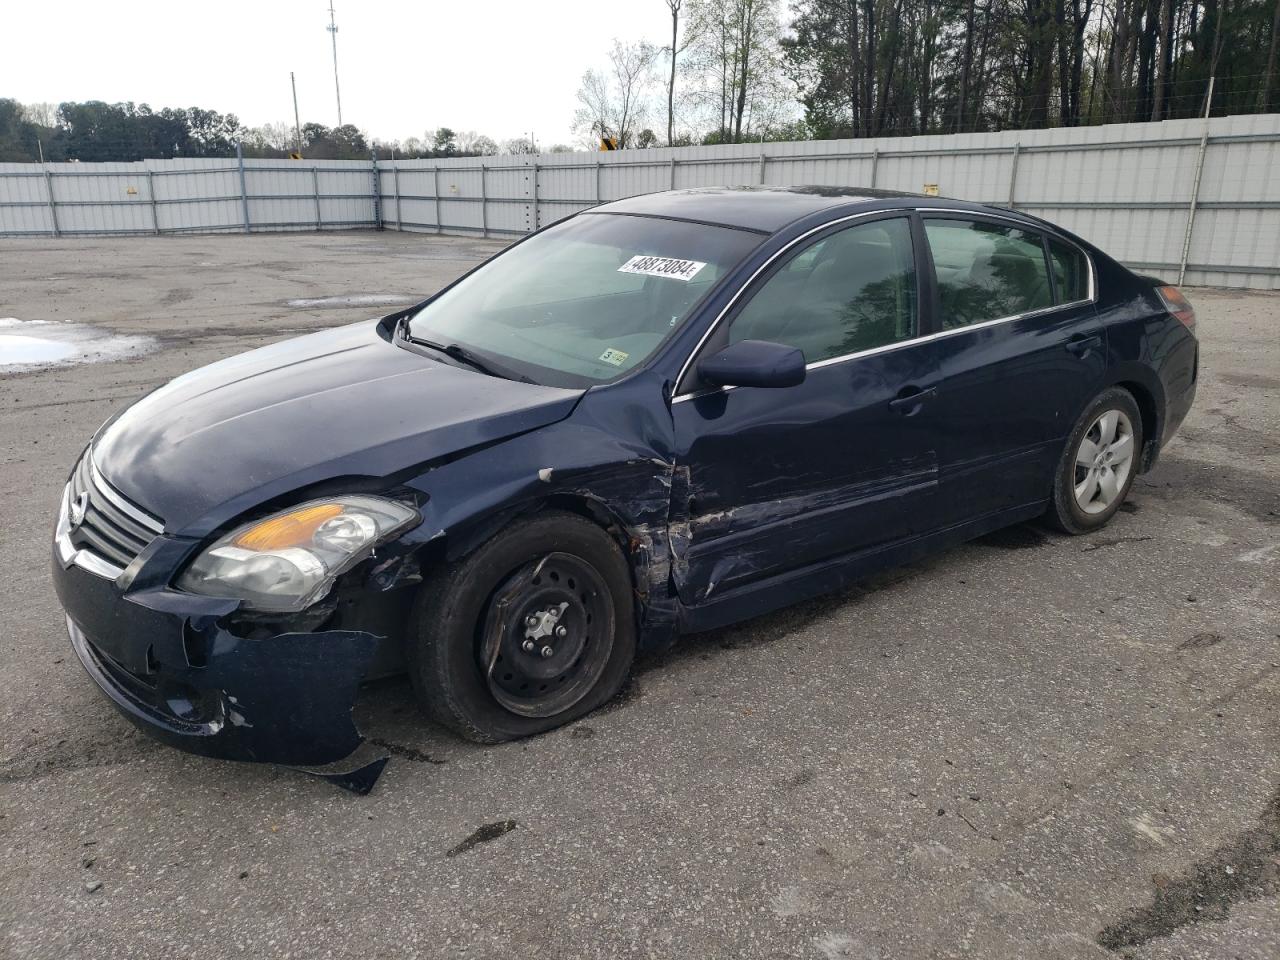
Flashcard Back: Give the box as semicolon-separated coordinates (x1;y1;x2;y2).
670;215;945;606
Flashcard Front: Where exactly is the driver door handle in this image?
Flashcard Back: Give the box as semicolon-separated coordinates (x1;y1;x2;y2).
888;386;936;416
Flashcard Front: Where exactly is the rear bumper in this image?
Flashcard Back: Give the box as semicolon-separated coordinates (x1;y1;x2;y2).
1164;348;1197;444
53;547;381;768
1141;338;1197;472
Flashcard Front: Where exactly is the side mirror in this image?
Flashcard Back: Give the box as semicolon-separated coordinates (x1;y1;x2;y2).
697;339;806;389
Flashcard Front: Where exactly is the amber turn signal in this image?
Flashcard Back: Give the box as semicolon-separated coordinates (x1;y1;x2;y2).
233;503;344;551
1156;285;1196;334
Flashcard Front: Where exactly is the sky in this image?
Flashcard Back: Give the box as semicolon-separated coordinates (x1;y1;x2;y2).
1;1;674;147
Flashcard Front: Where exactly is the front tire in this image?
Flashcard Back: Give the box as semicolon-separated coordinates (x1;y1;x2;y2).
408;511;636;743
1047;386;1144;535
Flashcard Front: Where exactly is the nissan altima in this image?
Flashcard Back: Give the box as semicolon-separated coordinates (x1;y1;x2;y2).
51;186;1198;790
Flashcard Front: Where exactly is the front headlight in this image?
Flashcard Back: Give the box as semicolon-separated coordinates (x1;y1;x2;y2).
176;496;419;612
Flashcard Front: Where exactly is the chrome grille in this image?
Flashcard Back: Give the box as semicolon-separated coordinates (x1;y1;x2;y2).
60;453;164;577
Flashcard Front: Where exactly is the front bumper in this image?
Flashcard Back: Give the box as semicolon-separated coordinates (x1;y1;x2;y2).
53;545;382;770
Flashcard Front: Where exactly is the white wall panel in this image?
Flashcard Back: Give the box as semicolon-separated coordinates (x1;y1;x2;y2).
2;116;1277;287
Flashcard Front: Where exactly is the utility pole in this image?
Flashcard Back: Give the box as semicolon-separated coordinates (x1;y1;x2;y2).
1178;76;1216;286
326;1;343;127
290;72;303;155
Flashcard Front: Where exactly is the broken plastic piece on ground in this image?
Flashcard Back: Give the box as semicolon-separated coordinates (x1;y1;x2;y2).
291;740;392;794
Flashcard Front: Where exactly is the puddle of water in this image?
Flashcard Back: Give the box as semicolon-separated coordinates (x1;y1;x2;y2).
0;318;156;372
0;334;78;365
285;294;420;309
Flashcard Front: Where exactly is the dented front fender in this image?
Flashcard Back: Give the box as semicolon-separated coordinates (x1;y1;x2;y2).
403;372;684;651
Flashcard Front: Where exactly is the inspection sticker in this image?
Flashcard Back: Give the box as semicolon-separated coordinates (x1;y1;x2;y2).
599;348;630;366
617;255;707;282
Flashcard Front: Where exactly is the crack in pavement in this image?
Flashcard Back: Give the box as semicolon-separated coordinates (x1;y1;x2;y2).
1080;536;1155;552
368;738;446;765
0;737;161;784
3;390;162;413
1097;785;1280;951
1006;664;1280;837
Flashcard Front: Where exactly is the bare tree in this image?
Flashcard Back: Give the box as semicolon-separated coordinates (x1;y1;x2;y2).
502;136;537;154
22;102;58;128
573;39;659;147
243;122;294;153
454;130;491;154
1261;0;1280;111
664;0;688;145
575;69;613;146
1151;0;1173;120
687;0;785;142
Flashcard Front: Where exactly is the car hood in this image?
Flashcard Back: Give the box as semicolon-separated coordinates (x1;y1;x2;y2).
93;320;583;534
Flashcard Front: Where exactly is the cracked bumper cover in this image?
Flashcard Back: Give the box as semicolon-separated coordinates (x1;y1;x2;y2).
53;548;381;768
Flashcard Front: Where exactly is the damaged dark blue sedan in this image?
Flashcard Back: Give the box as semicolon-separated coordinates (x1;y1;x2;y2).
52;187;1198;790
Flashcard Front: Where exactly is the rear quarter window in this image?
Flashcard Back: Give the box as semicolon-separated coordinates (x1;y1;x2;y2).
1048;238;1090;303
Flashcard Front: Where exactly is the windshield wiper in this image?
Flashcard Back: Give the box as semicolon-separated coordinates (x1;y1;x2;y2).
406;331;536;383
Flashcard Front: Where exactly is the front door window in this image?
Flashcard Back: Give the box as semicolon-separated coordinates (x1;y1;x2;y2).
728;217;918;363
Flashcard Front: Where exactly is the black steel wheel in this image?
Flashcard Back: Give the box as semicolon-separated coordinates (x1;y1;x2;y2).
408;511;635;743
480;552;614;718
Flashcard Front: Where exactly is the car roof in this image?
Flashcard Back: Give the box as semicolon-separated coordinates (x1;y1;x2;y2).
591;185;930;233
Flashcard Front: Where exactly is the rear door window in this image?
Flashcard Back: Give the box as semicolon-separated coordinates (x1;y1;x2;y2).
923;219;1053;329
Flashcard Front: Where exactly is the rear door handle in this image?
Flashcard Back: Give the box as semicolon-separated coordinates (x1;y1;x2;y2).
1066;334;1102;357
888;386;936;416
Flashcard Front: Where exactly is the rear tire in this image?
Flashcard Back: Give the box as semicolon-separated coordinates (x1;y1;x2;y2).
407;511;636;743
1046;387;1144;535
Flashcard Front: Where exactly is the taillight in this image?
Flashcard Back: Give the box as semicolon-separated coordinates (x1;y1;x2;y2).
1156;285;1196;335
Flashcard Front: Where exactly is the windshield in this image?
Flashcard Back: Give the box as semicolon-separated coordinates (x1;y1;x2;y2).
405;213;762;387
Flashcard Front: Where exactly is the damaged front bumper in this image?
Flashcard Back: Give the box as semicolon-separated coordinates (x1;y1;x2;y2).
52;549;386;788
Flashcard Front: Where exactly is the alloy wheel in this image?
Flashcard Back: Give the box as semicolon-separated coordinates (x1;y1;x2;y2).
1073;409;1136;514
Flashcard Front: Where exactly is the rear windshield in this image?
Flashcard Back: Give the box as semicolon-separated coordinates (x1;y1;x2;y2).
405;213;762;387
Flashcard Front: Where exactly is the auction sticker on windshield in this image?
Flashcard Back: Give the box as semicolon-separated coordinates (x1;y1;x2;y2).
617;255;707;282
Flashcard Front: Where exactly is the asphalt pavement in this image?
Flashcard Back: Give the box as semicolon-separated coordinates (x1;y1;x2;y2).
1;232;1277;959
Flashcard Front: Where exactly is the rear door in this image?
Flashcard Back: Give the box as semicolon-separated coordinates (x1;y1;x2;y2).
921;215;1105;518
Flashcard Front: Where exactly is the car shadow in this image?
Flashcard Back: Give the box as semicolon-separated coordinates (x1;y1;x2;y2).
350;520;1059;762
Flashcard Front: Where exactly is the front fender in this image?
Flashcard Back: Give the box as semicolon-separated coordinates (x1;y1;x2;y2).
402;372;681;650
